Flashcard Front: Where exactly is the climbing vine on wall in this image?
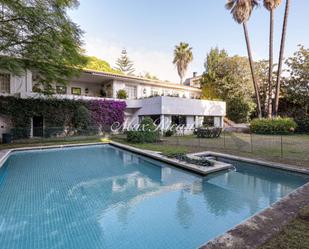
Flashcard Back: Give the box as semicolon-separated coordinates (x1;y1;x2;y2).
0;96;126;138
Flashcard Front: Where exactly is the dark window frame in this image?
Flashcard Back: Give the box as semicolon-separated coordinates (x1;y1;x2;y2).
0;73;10;93
71;87;81;95
171;115;187;126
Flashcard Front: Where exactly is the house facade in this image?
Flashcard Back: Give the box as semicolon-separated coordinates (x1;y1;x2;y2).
0;69;226;137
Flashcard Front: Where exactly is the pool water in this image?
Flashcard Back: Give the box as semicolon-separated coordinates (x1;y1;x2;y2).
0;145;308;249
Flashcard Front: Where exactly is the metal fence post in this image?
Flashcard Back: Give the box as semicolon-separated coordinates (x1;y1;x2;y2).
281;135;283;158
250;133;253;153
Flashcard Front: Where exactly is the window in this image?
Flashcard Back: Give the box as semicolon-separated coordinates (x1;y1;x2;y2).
172;116;186;126
71;87;81;95
125;85;137;99
0;73;10;94
56;85;67;94
203;116;214;127
151;88;160;96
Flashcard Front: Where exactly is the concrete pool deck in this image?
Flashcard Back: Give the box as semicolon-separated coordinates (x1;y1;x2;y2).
1;141;309;249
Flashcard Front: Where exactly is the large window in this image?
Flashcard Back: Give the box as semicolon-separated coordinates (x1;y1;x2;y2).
125;85;137;99
0;73;10;94
203;116;214;127
71;87;81;95
172;116;186;126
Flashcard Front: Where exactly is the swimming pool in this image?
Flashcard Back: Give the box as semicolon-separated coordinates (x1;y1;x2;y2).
0;144;308;249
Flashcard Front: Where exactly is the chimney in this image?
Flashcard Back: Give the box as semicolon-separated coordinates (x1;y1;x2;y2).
193;72;197;78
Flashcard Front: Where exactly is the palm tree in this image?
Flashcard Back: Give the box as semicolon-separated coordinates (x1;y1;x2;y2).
264;0;282;118
274;0;290;116
173;42;193;84
226;0;262;118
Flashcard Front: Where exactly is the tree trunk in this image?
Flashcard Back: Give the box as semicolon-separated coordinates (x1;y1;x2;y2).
243;22;262;119
274;0;290;116
267;9;274;118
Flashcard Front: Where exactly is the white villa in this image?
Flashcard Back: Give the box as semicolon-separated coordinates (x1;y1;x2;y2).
0;69;226;137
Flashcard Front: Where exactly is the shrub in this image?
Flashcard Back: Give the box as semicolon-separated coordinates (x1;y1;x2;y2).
127;117;159;143
250;117;297;135
196;127;222;138
227;97;255;123
294;116;309;134
164;126;176;137
117;89;127;99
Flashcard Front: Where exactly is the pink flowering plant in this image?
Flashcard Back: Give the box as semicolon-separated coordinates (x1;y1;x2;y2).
87;99;126;131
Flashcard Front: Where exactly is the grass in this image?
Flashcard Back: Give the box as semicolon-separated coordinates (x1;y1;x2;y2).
259;206;309;249
161;133;309;169
111;136;189;156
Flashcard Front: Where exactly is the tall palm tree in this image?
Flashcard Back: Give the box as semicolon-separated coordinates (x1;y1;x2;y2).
274;0;290;116
173;42;193;84
264;0;282;118
226;0;262;118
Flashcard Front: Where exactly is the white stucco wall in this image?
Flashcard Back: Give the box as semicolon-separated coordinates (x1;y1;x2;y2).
0;69;32;95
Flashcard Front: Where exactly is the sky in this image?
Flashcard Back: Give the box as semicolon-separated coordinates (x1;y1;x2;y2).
69;0;309;83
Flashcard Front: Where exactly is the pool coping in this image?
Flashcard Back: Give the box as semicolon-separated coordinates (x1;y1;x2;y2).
109;141;233;175
190;151;309;175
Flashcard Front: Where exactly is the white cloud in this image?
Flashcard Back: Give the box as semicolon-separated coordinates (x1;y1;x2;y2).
83;38;182;82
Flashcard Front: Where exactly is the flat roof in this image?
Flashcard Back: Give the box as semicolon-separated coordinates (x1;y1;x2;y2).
83;69;202;92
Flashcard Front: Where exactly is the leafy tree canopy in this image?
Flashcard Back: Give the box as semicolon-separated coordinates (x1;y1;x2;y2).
84;56;121;74
116;49;135;75
143;72;159;80
283;45;309;114
201;47;255;122
0;0;86;88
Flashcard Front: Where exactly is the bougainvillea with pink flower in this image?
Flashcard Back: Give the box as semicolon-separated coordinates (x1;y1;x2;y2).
87;99;126;131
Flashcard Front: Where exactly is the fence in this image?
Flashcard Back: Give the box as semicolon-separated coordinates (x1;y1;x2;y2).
1;127;309;166
161;131;309;163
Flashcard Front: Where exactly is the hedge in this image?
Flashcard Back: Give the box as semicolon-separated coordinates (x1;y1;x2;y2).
127;117;159;143
250;117;297;135
294;116;309;134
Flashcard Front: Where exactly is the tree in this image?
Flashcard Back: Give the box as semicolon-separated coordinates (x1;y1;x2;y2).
0;0;86;90
115;49;135;75
225;0;262;118
143;72;159;80
84;56;120;74
173;42;193;84
282;45;309;115
201;48;255;123
263;0;282;117
254;59;277;116
274;0;291;116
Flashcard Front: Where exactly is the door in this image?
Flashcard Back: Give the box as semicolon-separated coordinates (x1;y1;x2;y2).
33;116;44;137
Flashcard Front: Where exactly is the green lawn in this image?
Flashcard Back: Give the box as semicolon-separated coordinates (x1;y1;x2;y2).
161;133;309;168
259;206;309;249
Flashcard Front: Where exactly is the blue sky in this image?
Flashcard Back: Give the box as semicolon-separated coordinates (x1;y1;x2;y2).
69;0;309;82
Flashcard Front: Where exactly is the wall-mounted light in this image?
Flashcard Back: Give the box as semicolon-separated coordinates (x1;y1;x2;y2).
143;89;146;94
85;88;89;94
